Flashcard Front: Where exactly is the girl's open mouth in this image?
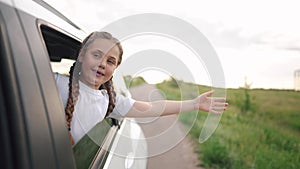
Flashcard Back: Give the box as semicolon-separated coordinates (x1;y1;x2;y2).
96;70;105;77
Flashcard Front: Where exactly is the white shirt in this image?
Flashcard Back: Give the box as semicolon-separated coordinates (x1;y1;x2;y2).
54;73;135;143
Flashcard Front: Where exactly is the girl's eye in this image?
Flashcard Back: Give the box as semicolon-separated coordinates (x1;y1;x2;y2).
108;59;116;65
93;54;102;58
92;51;104;59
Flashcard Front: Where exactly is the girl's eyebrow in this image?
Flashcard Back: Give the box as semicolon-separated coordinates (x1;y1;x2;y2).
94;49;118;61
94;49;105;55
108;55;117;59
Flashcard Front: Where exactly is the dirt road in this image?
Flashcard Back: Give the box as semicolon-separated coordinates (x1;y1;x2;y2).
130;84;204;169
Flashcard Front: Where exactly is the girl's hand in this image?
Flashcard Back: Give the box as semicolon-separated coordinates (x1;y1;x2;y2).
194;90;228;114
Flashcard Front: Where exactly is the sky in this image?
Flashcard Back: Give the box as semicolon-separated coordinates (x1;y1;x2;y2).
46;0;300;89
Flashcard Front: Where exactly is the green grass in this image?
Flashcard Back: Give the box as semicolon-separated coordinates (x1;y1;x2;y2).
157;79;300;169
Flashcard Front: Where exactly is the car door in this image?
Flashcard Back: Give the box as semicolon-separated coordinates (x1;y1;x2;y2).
0;1;76;169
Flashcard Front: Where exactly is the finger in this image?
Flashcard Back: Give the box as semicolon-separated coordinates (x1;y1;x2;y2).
211;97;226;101
212;106;227;111
210;106;227;114
203;90;214;97
213;102;228;107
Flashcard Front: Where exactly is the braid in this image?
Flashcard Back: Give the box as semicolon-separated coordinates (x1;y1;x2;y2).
65;62;81;145
101;78;116;117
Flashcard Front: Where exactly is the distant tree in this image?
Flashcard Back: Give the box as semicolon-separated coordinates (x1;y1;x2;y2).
167;76;179;87
241;77;252;114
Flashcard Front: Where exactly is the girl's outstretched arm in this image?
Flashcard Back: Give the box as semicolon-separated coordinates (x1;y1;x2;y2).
125;90;228;118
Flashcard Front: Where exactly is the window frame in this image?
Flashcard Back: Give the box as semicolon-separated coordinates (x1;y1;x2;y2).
38;22;119;169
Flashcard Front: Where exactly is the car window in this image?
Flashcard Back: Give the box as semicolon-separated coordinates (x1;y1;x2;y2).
39;24;115;168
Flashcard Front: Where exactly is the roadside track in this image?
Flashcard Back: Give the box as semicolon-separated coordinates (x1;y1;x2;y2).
130;84;204;169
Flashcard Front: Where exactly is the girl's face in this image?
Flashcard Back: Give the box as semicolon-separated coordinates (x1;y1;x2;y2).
78;38;120;89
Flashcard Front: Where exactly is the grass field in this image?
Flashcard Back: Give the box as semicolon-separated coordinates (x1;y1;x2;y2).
156;78;300;169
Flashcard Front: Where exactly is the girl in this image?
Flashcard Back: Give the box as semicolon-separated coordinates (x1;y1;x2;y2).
55;31;228;145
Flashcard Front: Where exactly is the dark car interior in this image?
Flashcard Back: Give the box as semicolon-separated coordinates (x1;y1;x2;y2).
40;25;81;62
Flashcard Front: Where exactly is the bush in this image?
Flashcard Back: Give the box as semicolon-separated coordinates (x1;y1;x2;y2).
201;139;232;169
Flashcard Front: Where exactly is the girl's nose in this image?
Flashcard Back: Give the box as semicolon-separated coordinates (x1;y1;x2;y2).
98;58;106;69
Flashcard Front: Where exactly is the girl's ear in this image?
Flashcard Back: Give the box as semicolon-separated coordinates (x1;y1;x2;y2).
78;50;84;63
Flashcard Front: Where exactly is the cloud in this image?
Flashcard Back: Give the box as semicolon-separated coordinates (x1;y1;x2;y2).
45;0;300;89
